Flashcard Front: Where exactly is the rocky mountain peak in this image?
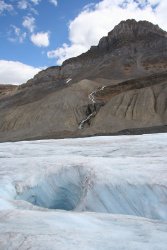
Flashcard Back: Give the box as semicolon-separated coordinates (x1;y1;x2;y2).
98;19;166;50
0;19;167;142
109;19;166;38
20;19;167;89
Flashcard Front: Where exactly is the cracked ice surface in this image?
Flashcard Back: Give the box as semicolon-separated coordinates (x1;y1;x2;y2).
0;133;167;249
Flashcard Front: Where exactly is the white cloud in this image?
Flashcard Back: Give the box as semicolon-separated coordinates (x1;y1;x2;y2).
0;60;42;85
47;43;87;64
22;16;36;33
8;25;26;43
30;32;50;47
18;0;28;10
49;0;58;7
31;0;41;5
47;0;167;65
0;0;13;14
18;0;39;14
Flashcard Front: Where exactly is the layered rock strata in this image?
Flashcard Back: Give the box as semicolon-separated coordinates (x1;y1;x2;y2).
0;19;167;142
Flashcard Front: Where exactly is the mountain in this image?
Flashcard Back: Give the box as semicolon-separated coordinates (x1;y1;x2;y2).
0;84;17;97
0;19;167;142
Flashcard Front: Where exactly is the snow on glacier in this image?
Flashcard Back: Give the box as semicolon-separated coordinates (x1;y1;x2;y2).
0;133;167;249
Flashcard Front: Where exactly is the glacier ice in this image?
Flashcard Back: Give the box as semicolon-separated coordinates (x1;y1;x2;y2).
15;165;167;220
0;133;167;249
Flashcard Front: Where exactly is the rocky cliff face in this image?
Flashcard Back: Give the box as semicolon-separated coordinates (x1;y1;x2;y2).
0;84;17;97
0;19;167;142
20;20;167;88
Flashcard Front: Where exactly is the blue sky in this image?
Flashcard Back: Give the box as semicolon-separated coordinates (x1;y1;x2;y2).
0;0;99;67
0;0;166;84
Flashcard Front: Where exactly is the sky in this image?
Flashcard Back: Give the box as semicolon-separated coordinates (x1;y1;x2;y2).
0;0;167;85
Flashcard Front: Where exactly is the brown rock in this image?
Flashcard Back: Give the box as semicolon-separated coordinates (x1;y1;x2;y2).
0;19;167;142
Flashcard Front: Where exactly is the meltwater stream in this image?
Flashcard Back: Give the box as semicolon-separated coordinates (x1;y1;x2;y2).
78;86;106;129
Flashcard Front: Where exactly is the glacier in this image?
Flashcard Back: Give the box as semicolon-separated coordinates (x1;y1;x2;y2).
0;133;167;249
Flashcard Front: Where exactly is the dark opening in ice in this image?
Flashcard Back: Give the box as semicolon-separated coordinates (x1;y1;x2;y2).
16;168;84;211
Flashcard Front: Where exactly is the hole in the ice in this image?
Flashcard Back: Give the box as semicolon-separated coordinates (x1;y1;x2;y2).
15;168;167;221
15;168;85;211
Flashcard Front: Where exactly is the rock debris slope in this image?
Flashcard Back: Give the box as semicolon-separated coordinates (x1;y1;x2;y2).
0;19;167;141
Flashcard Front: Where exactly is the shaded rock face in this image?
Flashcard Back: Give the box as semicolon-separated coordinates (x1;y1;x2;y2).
0;19;167;142
20;19;167;87
0;84;17;97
